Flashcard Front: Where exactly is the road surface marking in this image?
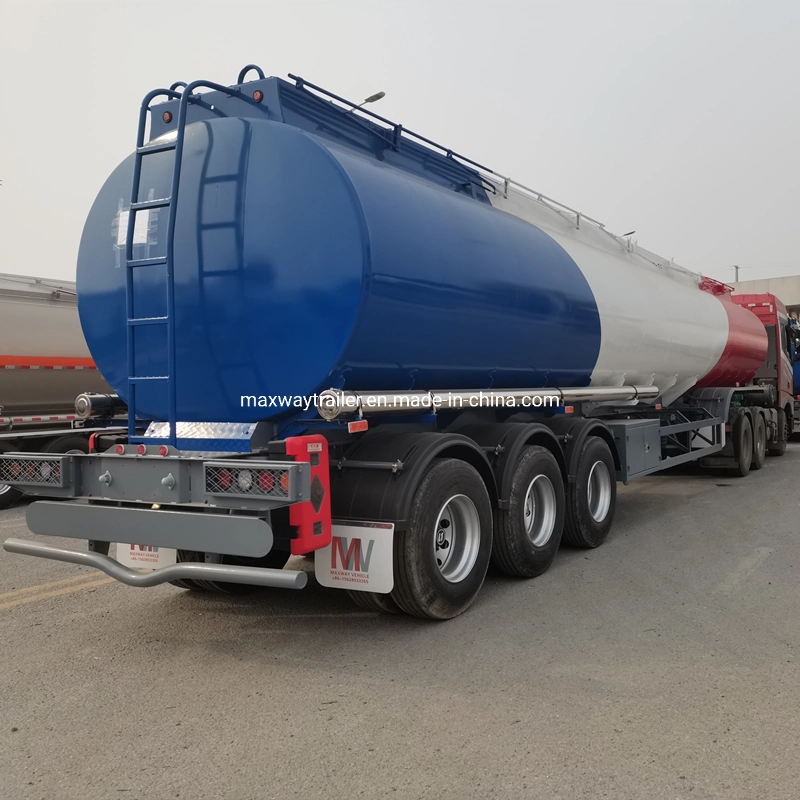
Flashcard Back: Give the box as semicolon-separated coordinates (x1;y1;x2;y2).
0;519;28;530
715;547;774;596
0;572;104;601
0;576;114;611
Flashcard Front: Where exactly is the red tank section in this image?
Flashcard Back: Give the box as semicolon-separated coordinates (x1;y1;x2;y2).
695;280;768;388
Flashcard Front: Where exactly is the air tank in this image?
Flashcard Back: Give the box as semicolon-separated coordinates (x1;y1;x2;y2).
75;75;767;424
0;273;110;417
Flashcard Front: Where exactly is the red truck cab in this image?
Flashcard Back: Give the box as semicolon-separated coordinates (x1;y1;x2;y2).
732;293;795;437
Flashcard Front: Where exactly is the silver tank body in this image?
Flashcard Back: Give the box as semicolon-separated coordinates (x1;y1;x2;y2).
0;273;110;417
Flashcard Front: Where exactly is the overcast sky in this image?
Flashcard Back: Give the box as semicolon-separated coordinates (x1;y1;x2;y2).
1;0;798;285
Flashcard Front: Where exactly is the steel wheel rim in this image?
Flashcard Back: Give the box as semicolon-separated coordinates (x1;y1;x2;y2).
587;460;612;523
523;474;557;547
0;483;10;496
434;494;481;583
756;420;765;458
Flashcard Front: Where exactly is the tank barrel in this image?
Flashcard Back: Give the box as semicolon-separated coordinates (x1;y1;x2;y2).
0;272;111;417
75;74;768;424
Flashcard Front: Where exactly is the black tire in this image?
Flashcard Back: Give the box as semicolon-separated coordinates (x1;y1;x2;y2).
0;442;24;510
169;549;290;593
390;459;492;620
768;409;787;457
169;550;209;591
732;414;752;477
491;446;564;578
41;435;90;454
751;413;766;470
563;437;617;548
347;590;402;614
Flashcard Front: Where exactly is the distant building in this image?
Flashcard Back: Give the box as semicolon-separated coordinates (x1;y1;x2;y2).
731;275;800;320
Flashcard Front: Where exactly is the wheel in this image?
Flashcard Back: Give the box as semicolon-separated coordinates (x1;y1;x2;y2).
169;549;290;593
491;446;564;578
563;437;617;548
347;590;402;614
751;413;766;470
732;414;752;477
390;459;492;620
41;435;90;454
768;409;787;457
0;442;24;510
169;550;209;591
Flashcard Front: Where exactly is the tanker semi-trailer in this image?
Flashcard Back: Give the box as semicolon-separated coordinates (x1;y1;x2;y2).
0;65;790;619
0;273;127;510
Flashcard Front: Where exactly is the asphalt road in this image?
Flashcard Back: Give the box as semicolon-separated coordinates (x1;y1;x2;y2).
1;449;799;800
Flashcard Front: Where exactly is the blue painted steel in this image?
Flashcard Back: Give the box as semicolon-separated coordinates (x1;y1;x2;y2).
77;72;602;426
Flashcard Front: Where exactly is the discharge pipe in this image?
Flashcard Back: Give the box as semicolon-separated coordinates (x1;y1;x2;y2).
316;385;661;421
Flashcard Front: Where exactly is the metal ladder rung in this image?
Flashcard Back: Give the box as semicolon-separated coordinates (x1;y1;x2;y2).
137;141;177;155
127;256;167;268
131;198;171;211
128;316;168;326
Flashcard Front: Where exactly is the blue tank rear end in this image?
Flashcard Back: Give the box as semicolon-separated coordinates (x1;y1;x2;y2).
77;75;601;423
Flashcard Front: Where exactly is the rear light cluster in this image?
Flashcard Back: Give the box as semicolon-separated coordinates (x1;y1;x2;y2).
205;465;290;498
114;444;170;456
0;457;63;486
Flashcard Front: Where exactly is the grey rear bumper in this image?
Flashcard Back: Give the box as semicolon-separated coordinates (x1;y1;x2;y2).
3;538;307;589
26;500;273;557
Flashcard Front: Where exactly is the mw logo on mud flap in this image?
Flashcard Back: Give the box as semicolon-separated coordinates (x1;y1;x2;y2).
114;543;177;570
315;522;395;594
331;536;375;573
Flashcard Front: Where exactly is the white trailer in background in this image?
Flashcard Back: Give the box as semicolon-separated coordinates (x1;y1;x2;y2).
0;273;121;509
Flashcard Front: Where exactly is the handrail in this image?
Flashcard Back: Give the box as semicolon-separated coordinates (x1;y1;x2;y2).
288;73;703;281
237;64;266;83
159;80;242;442
288;73;494;173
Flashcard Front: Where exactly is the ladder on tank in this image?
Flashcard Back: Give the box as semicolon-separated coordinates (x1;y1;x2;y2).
124;80;242;446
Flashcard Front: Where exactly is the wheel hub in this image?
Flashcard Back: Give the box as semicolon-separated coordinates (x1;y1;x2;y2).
587;460;612;523
523;474;557;547
434;494;481;583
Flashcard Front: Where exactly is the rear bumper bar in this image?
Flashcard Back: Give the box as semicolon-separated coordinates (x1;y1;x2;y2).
26;500;274;557
2;538;307;590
